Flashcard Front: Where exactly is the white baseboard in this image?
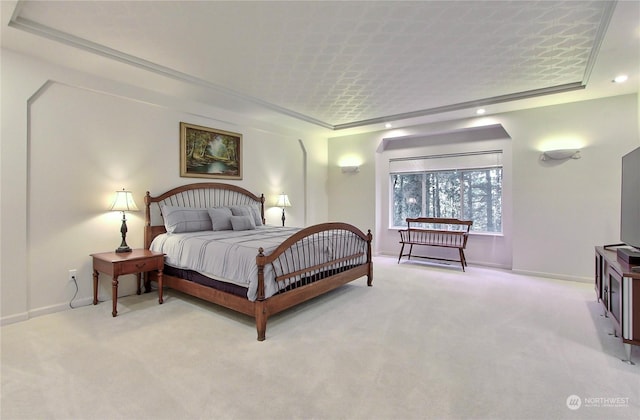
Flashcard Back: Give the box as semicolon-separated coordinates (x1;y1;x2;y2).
375;252;512;270
511;269;591;283
0;312;29;326
375;251;591;283
1;297;94;326
28;297;95;318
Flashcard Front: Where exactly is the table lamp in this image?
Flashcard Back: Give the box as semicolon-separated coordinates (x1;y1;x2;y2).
110;188;139;253
275;193;291;227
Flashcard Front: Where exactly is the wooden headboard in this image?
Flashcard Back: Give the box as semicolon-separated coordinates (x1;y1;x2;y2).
144;182;265;249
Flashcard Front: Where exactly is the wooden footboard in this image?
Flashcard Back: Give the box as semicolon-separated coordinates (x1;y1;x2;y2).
254;222;373;340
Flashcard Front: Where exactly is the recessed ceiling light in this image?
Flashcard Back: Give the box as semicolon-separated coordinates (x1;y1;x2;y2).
385;123;392;128
476;108;486;115
613;75;628;83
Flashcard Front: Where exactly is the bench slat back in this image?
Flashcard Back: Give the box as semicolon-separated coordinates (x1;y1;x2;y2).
401;217;472;249
403;229;466;247
406;217;472;232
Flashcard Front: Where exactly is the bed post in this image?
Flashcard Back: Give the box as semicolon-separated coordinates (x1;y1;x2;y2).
256;247;266;300
259;194;266;224
366;230;373;287
255;304;268;342
256;247;268;341
144;192;152;249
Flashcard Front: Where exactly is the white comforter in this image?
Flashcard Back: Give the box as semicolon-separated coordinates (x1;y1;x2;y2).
150;226;301;301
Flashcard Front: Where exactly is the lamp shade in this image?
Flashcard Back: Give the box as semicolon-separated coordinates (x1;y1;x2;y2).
276;194;291;208
110;189;139;212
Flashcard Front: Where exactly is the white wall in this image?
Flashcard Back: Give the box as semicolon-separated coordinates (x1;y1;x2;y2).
503;95;639;279
1;49;329;323
327;132;376;235
328;94;639;281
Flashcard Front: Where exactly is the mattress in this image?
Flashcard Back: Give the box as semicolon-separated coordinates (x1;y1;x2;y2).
150;226;301;301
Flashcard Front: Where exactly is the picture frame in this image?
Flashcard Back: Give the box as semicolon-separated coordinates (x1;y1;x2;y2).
180;122;242;179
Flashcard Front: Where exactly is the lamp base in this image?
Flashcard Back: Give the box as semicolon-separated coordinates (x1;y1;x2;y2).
116;213;132;253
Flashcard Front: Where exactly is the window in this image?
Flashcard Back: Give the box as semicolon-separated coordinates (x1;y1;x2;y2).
389;151;503;233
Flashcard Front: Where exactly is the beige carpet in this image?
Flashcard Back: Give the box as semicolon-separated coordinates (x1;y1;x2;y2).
1;256;639;419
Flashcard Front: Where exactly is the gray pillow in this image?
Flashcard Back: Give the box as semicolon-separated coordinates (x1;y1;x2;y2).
230;215;256;231
229;205;263;226
161;205;212;233
208;207;233;231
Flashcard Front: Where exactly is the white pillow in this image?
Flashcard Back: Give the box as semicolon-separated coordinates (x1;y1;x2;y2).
230;215;256;231
208;207;233;231
161;205;212;233
229;205;263;226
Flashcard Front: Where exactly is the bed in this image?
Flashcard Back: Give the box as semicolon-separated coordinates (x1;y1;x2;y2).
144;182;373;340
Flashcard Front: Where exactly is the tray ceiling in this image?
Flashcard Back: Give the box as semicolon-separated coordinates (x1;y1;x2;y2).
3;1;639;131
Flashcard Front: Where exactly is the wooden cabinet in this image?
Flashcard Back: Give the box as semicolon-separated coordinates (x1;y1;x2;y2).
595;246;640;364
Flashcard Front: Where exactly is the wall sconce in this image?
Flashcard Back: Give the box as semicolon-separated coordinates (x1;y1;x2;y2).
341;165;360;173
275;193;291;227
110;188;139;253
540;149;581;161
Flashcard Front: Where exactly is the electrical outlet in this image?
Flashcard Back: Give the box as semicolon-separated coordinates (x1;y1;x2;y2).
68;269;77;282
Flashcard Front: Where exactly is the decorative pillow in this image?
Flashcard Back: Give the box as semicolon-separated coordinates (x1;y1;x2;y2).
229;205;263;226
208;207;233;231
230;215;256;231
161;205;212;233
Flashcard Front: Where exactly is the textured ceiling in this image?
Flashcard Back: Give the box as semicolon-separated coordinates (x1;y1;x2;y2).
3;0;639;130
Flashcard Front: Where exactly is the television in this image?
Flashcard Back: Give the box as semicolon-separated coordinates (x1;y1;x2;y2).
619;146;640;264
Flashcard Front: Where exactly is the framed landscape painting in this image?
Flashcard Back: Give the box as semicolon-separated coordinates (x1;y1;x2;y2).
180;122;242;179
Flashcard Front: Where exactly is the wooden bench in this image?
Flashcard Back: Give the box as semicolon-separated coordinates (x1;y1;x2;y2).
398;217;472;271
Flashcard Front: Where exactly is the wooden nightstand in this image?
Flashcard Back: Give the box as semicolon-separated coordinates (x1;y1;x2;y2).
91;249;165;317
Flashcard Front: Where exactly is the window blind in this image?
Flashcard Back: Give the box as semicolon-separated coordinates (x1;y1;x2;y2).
389;150;503;173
